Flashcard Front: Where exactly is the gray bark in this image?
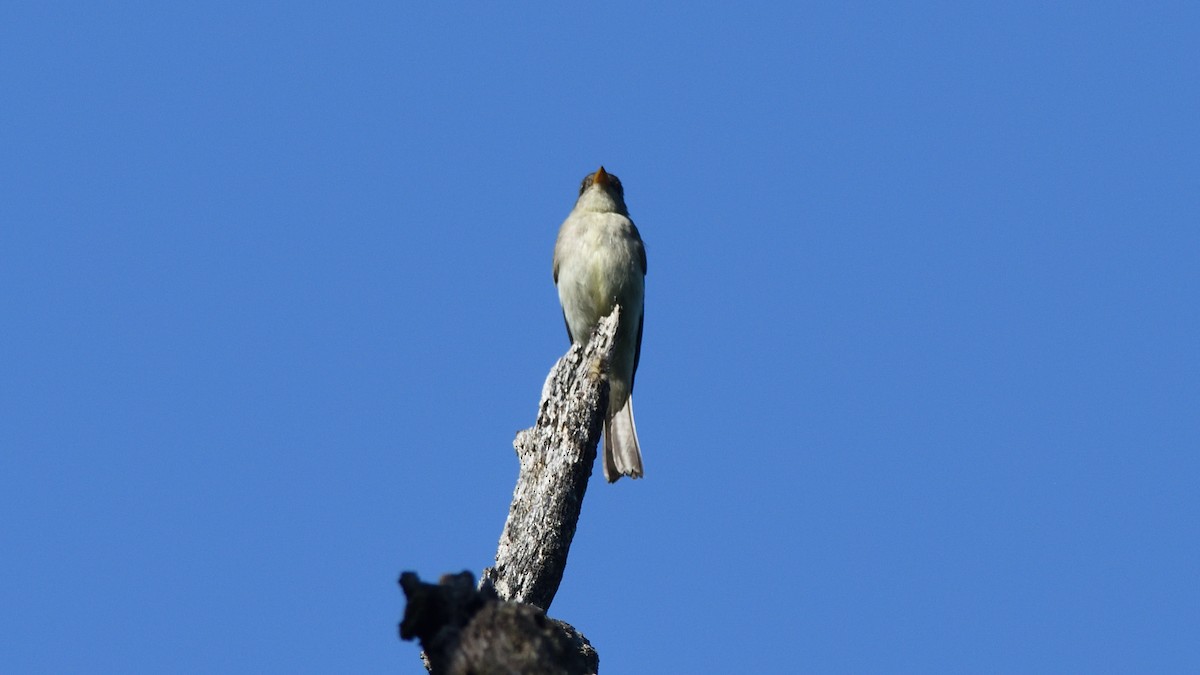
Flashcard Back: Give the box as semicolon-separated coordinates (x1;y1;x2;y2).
398;309;619;674
480;308;618;611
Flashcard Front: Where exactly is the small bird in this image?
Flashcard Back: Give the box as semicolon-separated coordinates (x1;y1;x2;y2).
553;166;647;482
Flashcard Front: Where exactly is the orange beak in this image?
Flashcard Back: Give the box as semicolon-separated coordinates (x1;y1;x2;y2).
593;166;609;186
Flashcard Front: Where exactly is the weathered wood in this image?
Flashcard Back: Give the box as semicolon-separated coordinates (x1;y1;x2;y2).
400;309;618;672
480;308;619;611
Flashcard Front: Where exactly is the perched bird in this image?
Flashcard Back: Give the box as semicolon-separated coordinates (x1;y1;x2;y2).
553;166;647;482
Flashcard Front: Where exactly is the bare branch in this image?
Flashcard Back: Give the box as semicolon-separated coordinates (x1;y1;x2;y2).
400;310;618;672
481;308;620;611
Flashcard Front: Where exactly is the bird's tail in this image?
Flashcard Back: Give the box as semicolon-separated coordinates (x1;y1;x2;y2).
603;396;643;482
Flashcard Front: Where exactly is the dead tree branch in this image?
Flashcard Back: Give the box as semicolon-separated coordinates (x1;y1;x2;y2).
399;308;619;674
480;308;618;611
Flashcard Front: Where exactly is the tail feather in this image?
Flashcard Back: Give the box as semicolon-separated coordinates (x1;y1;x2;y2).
603;396;643;482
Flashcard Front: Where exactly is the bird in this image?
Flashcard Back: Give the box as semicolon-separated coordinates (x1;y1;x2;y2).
553;166;647;482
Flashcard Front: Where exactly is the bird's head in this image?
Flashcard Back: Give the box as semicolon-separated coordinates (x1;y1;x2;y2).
574;166;628;215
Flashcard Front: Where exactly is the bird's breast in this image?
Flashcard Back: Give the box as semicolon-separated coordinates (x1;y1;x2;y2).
555;212;644;338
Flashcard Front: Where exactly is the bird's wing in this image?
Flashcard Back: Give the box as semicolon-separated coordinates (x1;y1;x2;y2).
630;220;646;386
631;306;644;390
631;222;647;276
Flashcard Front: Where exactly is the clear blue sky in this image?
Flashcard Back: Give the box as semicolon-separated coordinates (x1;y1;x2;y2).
3;2;1197;673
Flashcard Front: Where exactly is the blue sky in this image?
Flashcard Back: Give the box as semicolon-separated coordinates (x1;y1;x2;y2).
2;2;1197;673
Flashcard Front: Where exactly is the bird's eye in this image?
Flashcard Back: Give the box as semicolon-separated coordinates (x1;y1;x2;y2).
578;175;592;195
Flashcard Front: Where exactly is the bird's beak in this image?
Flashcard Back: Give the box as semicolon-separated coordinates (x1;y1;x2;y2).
593;166;609;186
